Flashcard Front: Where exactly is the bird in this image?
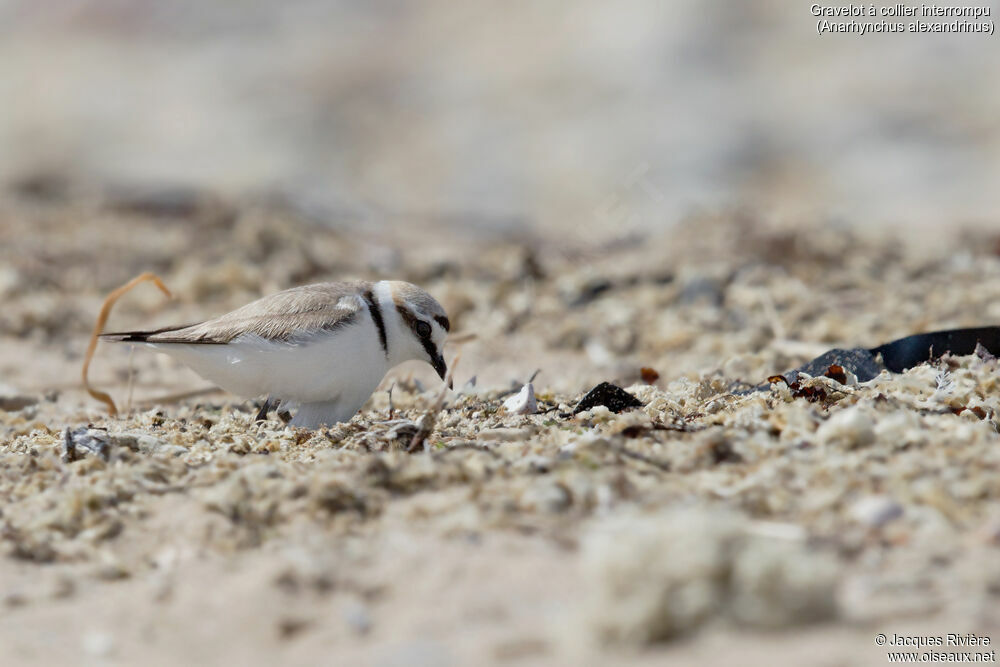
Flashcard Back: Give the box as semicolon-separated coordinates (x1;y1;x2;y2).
100;280;451;428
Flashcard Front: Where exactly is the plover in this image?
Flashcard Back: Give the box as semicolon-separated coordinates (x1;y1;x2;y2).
101;280;451;428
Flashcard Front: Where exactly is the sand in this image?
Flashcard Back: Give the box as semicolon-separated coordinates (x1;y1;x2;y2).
1;192;999;666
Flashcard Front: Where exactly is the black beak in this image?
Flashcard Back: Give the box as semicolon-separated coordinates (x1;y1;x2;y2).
432;353;451;388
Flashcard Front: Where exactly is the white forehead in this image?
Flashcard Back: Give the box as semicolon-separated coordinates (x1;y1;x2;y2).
386;280;446;317
375;280;447;317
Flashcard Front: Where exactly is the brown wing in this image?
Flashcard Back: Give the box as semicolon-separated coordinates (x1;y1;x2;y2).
101;281;371;344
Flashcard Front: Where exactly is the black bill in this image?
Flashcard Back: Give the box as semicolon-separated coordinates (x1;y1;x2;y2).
432;352;452;388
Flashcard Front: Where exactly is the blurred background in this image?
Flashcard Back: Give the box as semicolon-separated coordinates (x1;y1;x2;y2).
1;0;998;238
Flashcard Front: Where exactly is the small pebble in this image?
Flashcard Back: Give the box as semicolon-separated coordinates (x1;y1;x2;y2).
503;383;538;415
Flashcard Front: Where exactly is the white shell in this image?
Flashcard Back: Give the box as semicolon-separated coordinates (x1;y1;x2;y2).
503;383;538;415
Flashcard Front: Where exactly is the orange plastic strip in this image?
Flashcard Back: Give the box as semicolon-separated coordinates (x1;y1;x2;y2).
82;272;172;415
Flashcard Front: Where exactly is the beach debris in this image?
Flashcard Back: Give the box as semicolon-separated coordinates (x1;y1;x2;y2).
766;349;882;389
61;427;162;461
756;326;1000;392
82;272;173;416
823;364;848;385
934;369;954;395
768;374;824;402
503;383;537;415
639;367;660;384
573;382;643;414
63;427;113;462
384;419;421;447
407;353;459;453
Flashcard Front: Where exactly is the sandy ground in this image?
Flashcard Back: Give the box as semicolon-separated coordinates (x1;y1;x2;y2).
1;191;999;665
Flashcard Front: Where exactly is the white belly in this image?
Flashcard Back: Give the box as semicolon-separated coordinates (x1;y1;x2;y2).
146;319;390;409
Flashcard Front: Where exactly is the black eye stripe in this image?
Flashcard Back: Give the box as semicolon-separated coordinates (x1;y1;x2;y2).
434;315;450;332
396;304;433;341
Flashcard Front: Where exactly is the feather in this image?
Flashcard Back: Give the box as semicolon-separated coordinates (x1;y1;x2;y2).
101;281;369;345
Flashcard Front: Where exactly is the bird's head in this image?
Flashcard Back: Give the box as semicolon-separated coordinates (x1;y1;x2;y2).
385;281;451;386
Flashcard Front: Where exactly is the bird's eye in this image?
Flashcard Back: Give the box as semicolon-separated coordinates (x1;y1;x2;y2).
415;321;432;338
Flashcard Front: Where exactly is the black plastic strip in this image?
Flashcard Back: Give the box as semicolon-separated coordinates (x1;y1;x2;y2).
752;326;1000;392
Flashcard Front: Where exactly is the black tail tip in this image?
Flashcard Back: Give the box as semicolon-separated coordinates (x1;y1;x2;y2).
100;332;149;343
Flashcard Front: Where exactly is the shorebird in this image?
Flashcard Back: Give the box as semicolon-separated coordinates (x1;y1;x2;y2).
101;280;450;428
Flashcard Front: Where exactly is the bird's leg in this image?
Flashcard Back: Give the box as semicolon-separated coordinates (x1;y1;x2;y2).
254;396;274;423
288;400;348;428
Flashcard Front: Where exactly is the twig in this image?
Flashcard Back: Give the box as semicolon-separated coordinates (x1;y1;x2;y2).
407;353;460;453
82;272;172;415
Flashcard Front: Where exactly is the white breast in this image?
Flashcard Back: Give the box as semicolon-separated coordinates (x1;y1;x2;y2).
146;309;391;408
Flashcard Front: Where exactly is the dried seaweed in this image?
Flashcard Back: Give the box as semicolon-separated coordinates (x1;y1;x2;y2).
573;382;644;414
82;272;173;415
